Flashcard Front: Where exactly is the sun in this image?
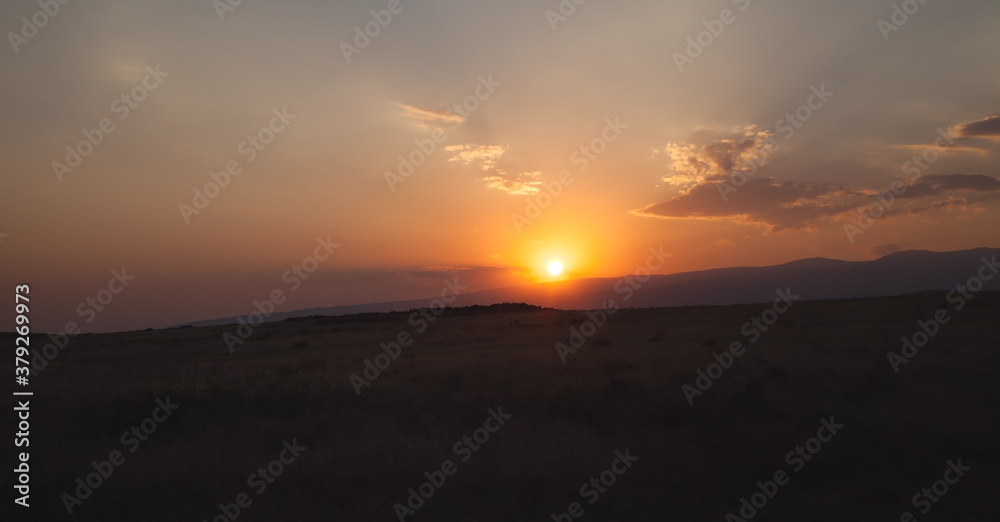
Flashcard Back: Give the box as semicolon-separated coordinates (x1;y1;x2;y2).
548;260;563;276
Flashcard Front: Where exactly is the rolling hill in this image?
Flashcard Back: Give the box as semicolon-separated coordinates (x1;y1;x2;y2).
178;247;1000;327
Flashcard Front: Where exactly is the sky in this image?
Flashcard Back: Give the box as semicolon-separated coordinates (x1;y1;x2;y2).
2;0;999;333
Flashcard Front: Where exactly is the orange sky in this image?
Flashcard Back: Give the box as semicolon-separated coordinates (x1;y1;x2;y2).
2;0;999;332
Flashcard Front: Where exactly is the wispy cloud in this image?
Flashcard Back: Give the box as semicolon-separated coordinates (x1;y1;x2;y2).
893;115;1000;153
890;143;988;154
398;103;465;130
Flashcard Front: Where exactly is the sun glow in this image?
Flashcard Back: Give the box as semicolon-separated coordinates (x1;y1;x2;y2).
511;226;603;282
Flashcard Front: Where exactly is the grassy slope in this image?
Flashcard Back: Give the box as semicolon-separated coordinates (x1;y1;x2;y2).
14;292;1000;521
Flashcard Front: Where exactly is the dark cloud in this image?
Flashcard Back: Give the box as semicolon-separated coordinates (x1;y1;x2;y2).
904;197;976;215
635;177;854;232
953;115;1000;139
395;265;515;281
896;181;940;199
635;174;1000;232
924;173;1000;192
391;265;536;294
899;174;1000;199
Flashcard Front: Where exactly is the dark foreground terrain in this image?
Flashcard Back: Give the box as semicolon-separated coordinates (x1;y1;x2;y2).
9;292;1000;521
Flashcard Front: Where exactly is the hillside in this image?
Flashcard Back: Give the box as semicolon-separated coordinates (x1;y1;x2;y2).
13;292;999;521
179;247;1000;328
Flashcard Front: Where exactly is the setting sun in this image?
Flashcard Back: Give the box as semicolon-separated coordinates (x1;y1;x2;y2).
548;260;563;276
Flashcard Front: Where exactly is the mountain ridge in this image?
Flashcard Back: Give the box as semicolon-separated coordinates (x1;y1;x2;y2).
175;247;1000;328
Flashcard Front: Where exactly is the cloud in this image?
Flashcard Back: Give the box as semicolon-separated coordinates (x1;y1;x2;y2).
444;144;542;195
899;174;1000;199
634;173;1000;232
656;126;775;187
892;116;1000;154
634;177;854;231
902;196;983;216
480;171;542;195
392;264;534;290
445;144;507;170
396;265;493;278
399;103;465;130
952;115;1000;140
890;143;988;154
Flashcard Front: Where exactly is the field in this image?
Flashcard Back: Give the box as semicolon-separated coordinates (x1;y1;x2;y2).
13;292;1000;521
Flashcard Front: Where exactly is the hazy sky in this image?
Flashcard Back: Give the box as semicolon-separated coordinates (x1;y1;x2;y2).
2;0;999;332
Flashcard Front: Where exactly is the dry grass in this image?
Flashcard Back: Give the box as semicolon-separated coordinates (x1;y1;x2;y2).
11;293;999;521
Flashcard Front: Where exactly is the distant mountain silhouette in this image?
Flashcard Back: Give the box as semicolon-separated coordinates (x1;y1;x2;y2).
177;247;1000;327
